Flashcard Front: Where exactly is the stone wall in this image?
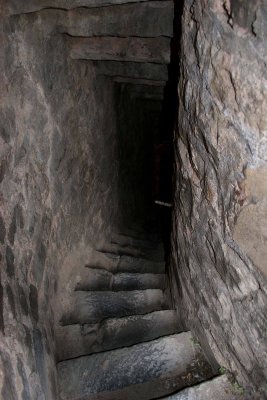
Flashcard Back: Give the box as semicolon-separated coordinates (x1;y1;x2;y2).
170;0;267;397
0;8;118;399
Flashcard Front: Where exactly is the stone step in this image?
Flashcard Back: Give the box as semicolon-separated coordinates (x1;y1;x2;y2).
86;252;165;274
75;268;166;291
111;233;161;250
96;242;164;261
60;289;168;325
115;227;160;243
96;244;148;259
118;255;165;273
66;1;174;38
69;36;171;64
161;375;244;399
57;332;214;400
56;310;179;361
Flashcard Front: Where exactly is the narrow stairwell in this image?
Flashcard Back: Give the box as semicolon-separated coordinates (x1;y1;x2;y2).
55;232;233;400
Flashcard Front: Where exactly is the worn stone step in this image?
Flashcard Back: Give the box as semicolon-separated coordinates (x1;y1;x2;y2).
56;310;179;361
61;289;168;325
118;255;165;273
113;272;166;291
96;244;146;259
76;268;166;291
116;228;160;243
86;252;165;274
109;233;165;261
57;332;214;400
111;233;161;250
161;375;244;399
96;242;164;261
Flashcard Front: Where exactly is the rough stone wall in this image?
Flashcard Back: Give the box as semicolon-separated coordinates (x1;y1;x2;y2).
170;0;267;397
0;9;118;399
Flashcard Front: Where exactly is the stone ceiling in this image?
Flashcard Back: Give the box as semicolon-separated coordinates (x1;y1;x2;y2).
8;0;174;100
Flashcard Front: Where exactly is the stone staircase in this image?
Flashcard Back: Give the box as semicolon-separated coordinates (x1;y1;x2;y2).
55;233;242;400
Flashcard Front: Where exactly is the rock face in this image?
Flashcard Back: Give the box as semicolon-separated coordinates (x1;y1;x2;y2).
170;0;267;398
0;1;173;398
0;7;119;400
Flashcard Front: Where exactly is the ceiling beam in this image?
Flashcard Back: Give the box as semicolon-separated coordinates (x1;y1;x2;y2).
69;36;170;64
113;77;166;86
91;61;168;81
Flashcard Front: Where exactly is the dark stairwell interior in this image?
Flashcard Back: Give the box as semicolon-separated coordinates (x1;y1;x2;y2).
1;1;267;400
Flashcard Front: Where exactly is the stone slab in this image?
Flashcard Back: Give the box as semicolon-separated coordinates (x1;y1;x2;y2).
56;310;179;360
111;233;160;249
60;289;168;324
9;2;173;39
113;272;166;291
113;77;166;86
7;0;174;36
69;37;171;64
93;62;168;82
161;375;245;399
75;268;166;291
57;333;214;400
96;241;164;261
86;252;165;274
118;255;165;273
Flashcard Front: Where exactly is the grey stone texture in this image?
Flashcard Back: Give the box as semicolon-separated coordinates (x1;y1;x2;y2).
0;213;6;244
75;268;166;291
162;375;245;400
60;289;168;325
57;333;214;400
170;0;267;398
96;239;164;261
56;310;179;361
7;0;162;15
117;255;165;273
2;0;266;398
1;3;119;398
69;36;171;64
84;251;165;274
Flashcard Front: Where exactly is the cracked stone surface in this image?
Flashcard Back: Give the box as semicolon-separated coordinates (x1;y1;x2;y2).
170;0;267;398
57;333;214;400
0;5;119;399
56;310;179;361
